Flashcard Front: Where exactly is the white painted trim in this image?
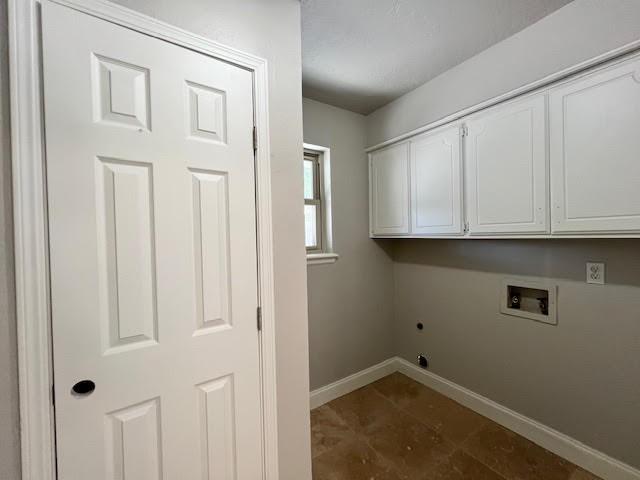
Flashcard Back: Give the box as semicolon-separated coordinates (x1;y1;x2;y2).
8;1;56;478
309;358;397;409
303;142;336;258
370;234;640;240
306;252;339;266
365;39;640;152
9;1;279;479
395;358;640;480
310;357;640;480
303;142;330;153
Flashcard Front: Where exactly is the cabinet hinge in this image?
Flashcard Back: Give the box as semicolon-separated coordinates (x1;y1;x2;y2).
464;221;469;233
253;126;258;152
461;126;468;137
257;306;262;331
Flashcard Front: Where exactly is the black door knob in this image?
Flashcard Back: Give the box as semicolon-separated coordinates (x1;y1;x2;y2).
72;380;96;396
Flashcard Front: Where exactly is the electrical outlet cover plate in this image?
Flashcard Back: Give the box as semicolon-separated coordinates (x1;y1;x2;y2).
586;262;605;284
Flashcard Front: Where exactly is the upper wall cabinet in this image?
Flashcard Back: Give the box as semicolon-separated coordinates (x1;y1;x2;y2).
369;52;640;238
465;94;548;234
369;142;410;235
409;126;463;235
549;57;640;234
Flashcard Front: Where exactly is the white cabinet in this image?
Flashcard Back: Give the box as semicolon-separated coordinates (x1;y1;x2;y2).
368;53;640;239
409;126;463;235
465;94;548;234
549;57;640;234
369;142;409;235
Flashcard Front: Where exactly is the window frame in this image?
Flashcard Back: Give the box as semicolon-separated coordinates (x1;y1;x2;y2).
303;144;338;265
304;151;323;253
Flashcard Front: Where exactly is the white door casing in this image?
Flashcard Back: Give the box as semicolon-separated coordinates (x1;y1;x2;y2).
369;142;410;235
409;126;464;235
42;2;264;478
550;55;640;233
465;94;548;234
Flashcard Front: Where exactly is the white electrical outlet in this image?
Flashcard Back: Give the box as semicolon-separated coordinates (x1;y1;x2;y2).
586;262;605;284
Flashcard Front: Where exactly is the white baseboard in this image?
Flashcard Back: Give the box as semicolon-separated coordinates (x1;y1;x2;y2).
309;358;397;410
310;356;640;480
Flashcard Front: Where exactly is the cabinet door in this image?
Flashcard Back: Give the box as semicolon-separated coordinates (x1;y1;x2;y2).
465;95;548;234
410;126;463;235
369;142;410;235
550;57;640;233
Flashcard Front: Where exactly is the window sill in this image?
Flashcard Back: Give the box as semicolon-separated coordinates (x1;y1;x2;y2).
306;252;339;266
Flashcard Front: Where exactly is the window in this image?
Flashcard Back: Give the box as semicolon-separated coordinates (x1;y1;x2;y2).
303;144;338;264
304;152;322;251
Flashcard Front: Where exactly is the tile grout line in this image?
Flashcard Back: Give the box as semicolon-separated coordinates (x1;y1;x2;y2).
312;374;598;480
377;373;601;480
366;381;495;479
369;379;512;480
453;419;514;480
382;374;590;480
369;377;473;449
455;411;600;480
325;392;412;479
311;403;360;461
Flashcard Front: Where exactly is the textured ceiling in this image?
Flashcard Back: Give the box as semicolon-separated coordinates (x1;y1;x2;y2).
302;0;573;114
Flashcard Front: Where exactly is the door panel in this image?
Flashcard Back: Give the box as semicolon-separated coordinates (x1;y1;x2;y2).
106;398;162;479
96;158;158;353
198;375;237;479
42;2;262;478
410;126;463;235
465;95;548;234
370;143;410;235
550;57;640;233
191;170;231;333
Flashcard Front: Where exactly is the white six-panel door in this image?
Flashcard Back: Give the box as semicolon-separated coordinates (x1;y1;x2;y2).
465;95;548;234
549;56;640;233
409;126;463;235
42;3;263;478
370;142;410;235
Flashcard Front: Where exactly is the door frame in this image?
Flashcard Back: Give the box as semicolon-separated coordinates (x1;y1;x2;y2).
8;1;279;478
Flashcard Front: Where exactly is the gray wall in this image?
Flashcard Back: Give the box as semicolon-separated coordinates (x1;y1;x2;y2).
2;1;312;478
392;240;640;468
0;0;21;477
364;0;640;470
302;98;394;390
366;0;640;146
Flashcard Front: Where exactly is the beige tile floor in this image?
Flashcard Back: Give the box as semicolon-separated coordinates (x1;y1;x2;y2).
311;373;601;480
